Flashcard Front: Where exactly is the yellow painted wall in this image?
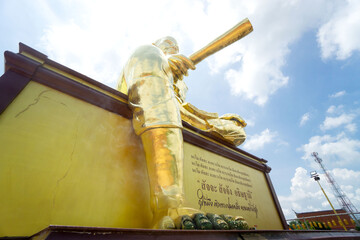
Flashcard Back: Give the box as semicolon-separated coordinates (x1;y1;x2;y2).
0;80;283;237
0;82;152;237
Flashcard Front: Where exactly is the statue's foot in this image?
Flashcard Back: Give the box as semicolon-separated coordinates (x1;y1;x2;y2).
169;206;203;219
174;215;196;229
157;216;176;229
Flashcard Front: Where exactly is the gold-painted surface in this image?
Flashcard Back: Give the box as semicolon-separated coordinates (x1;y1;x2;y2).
118;33;249;146
180;107;247;146
180;104;210;131
121;42;185;135
0;82;152;237
118;27;252;227
183;142;283;230
174;60;251;147
154;36;195;83
141;128;183;196
117;70;128;95
207;114;247;146
190;18;253;65
182;102;218;120
119;37;196;226
140;128;185;227
220;113;247;127
173;61;247;146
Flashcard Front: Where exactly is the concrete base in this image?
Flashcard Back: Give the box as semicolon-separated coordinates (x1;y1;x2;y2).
7;225;360;240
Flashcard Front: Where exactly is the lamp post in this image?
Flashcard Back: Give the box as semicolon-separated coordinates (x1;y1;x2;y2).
310;171;347;231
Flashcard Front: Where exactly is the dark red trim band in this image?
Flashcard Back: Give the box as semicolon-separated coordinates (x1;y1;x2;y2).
0;70;31;115
0;50;43;115
265;172;288;229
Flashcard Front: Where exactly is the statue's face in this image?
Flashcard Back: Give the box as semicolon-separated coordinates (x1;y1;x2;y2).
154;37;179;55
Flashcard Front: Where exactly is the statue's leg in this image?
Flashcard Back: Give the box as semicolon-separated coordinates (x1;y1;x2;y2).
140;127;184;228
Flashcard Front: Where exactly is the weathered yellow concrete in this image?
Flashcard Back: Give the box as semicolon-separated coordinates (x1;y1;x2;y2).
0;81;152;237
0;78;283;237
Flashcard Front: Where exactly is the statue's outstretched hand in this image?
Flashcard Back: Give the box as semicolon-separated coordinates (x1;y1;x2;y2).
168;54;196;82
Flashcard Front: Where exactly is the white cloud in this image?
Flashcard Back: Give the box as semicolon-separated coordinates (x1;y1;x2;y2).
278;167;323;219
320;113;356;131
300;113;310;126
223;0;330;105
244;118;255;127
345;123;357;133
330;90;346;98
243;128;276;151
317;0;360;60
278;167;360;220
34;0;360;106
299;133;360;167
321;201;330;208
332;168;360;182
327;105;344;114
39;0;205;85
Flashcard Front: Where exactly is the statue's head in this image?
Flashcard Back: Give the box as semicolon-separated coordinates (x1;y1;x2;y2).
153;36;179;55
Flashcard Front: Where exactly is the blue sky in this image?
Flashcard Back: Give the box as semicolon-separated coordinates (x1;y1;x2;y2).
1;0;360;220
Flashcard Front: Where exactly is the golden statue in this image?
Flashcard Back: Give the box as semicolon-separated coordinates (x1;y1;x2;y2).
117;19;253;228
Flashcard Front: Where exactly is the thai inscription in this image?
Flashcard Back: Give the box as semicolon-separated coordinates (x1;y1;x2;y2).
190;154;258;218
